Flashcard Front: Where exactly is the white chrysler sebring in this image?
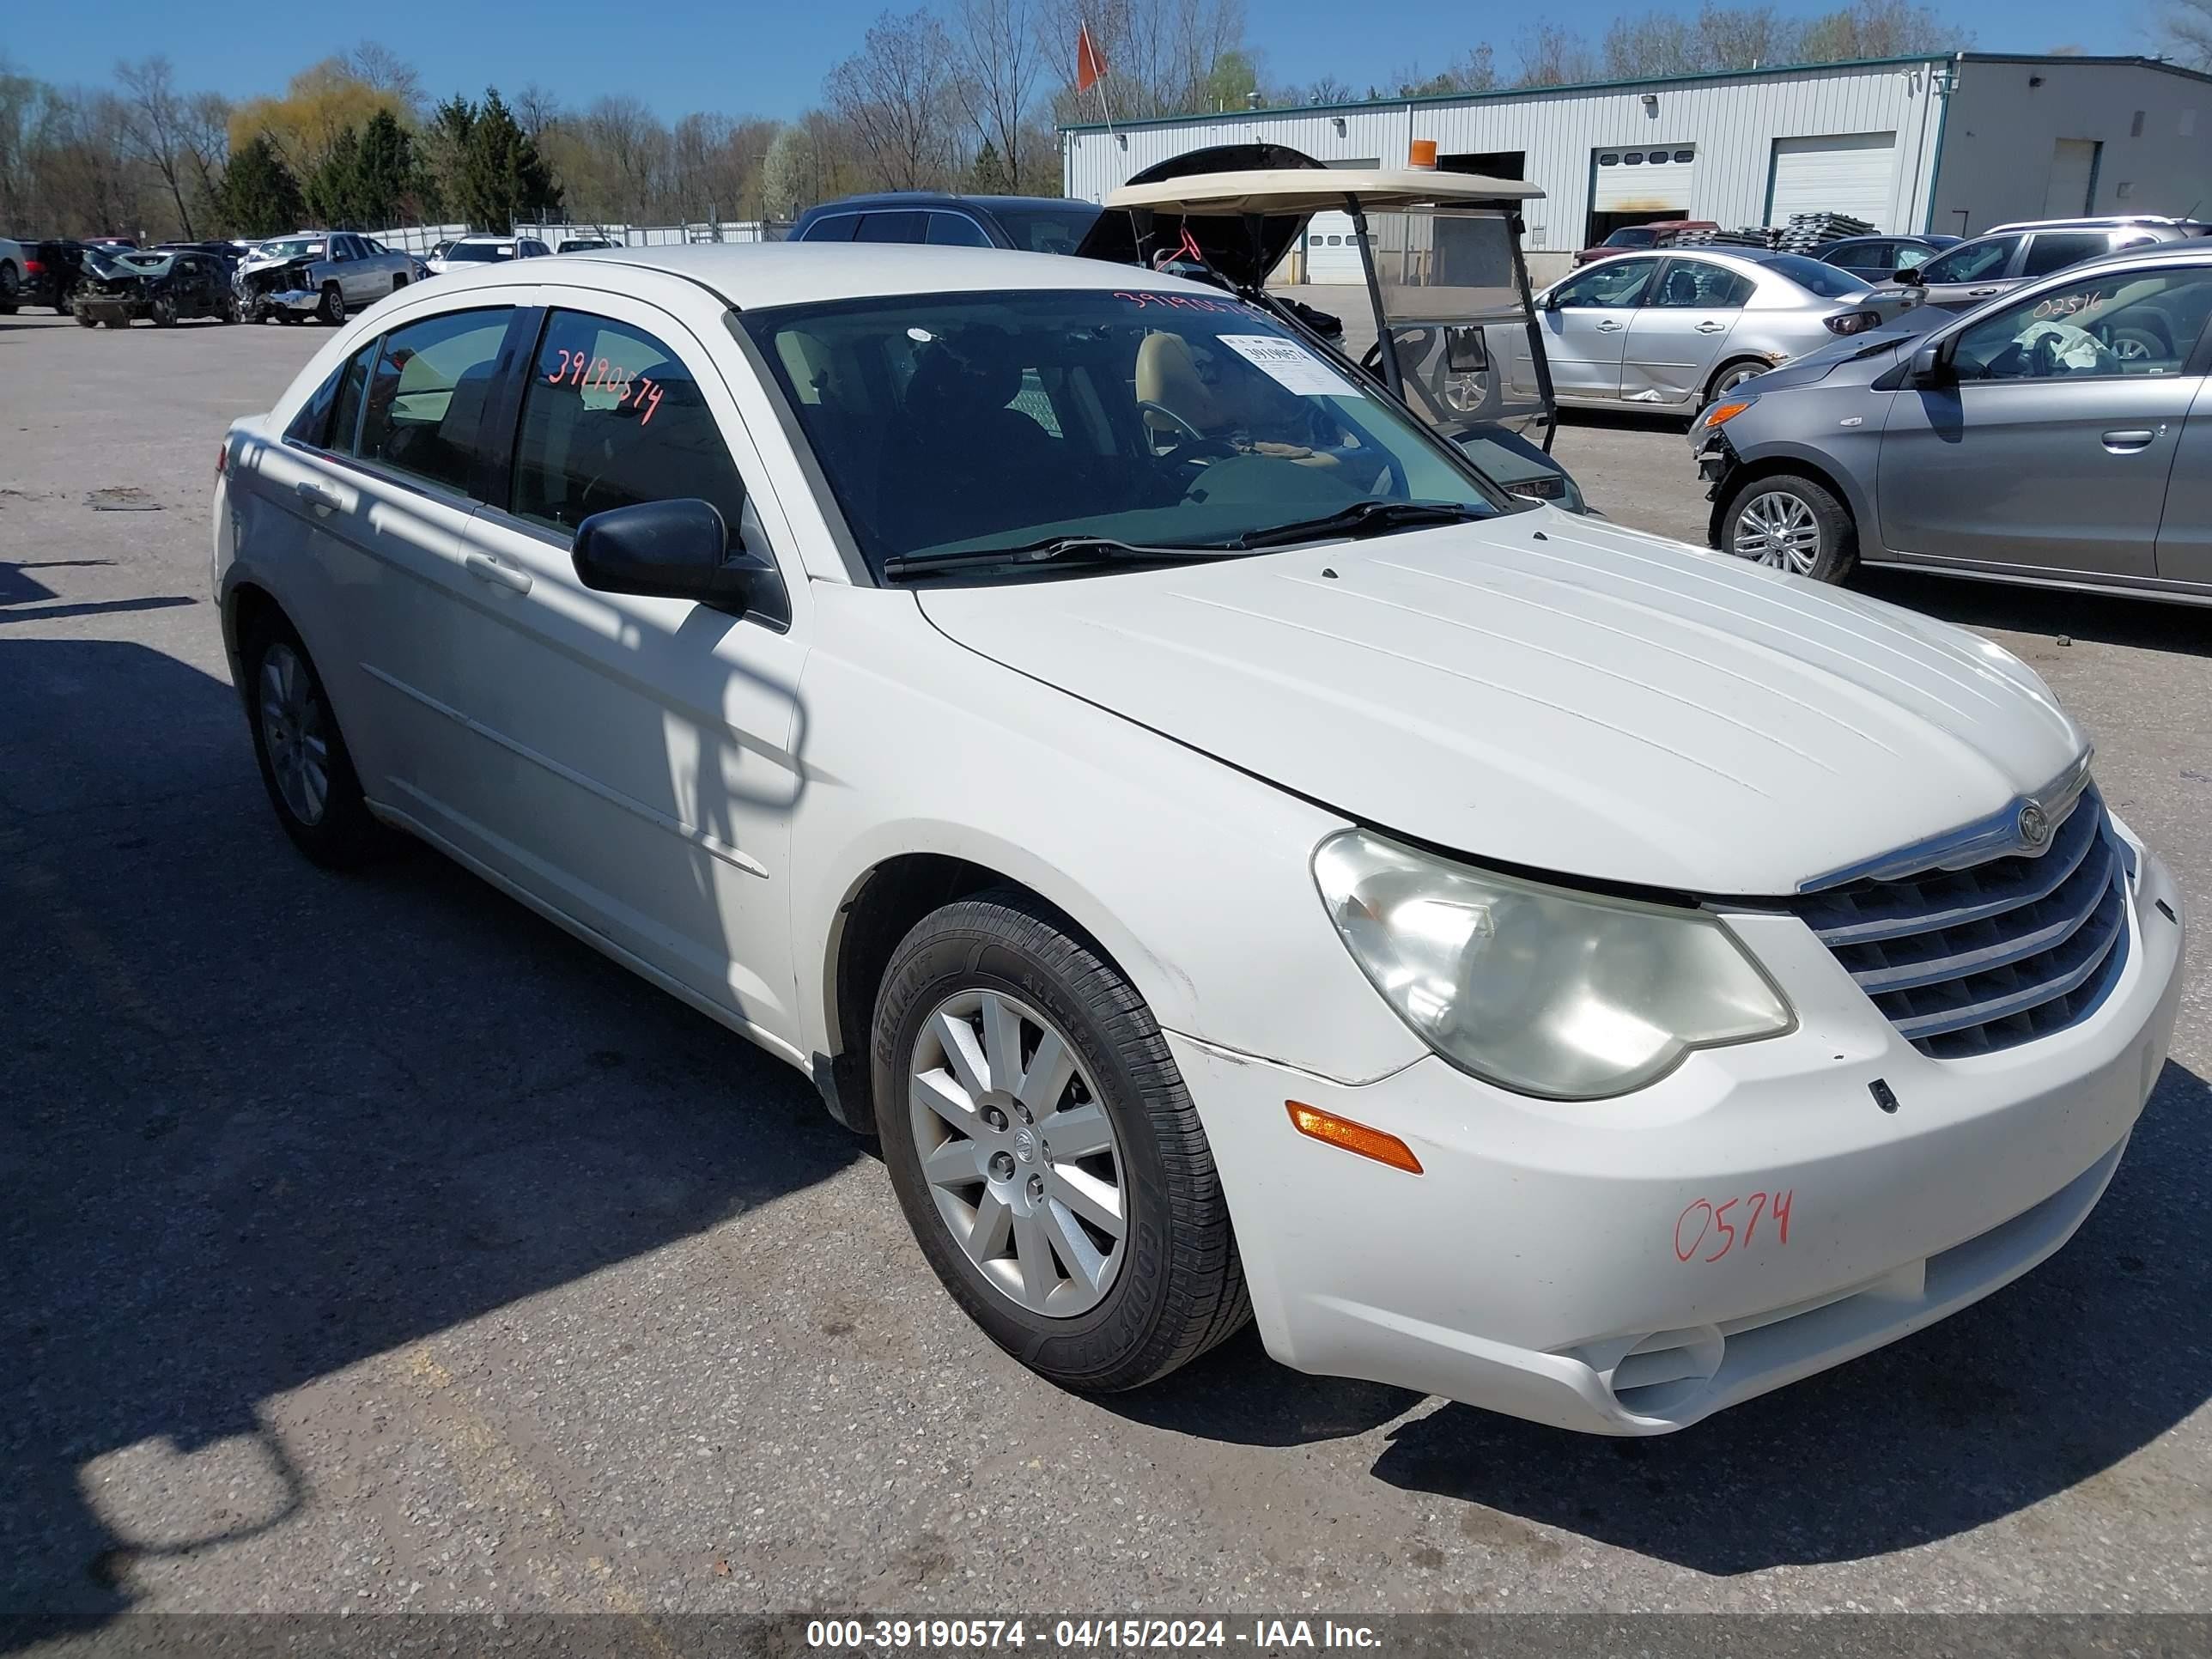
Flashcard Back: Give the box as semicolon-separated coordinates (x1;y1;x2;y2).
214;246;2185;1434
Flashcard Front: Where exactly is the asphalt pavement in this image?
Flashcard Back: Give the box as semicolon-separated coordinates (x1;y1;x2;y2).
3;306;2209;1640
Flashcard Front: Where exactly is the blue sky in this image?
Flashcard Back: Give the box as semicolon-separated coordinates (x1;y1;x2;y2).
9;0;2165;120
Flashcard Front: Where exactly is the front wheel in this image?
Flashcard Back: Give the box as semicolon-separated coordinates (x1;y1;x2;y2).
1722;472;1856;583
74;308;97;328
872;890;1249;1392
319;283;345;325
149;294;178;327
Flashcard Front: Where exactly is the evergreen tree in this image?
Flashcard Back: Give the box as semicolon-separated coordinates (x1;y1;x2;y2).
219;134;307;236
967;137;1012;192
351;108;424;224
461;88;562;227
305;124;362;224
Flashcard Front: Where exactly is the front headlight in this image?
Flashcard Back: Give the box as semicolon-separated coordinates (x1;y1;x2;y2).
1313;830;1794;1099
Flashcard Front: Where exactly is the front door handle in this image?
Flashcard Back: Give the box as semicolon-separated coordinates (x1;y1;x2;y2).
293;478;342;513
1694;320;1728;334
464;550;533;593
2102;428;2158;453
1595;318;1626;332
1967;286;2002;296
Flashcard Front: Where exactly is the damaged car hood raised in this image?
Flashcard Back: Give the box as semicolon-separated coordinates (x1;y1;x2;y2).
915;510;2083;896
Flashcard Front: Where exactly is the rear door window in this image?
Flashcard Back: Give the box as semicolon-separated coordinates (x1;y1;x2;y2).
854;211;927;244
358;307;518;497
926;211;994;247
2021;231;2114;278
508;308;750;546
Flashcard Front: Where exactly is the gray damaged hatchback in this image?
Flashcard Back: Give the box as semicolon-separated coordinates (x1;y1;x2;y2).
1693;239;2212;605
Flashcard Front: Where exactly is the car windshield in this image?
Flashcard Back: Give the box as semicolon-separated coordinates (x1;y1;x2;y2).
1763;254;1871;298
446;242;513;262
258;239;326;261
1605;228;1656;247
744;288;1507;579
987;204;1105;256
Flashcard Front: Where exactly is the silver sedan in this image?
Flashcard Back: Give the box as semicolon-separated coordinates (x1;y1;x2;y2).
1506;249;1916;423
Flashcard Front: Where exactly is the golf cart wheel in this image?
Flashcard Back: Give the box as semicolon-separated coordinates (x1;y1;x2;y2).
872;889;1249;1392
319;283;345;325
1723;472;1856;584
243;613;381;868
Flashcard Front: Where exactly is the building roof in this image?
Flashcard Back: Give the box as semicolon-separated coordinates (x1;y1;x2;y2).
1060;52;2212;135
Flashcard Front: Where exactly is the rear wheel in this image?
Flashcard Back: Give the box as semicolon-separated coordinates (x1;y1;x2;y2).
872;890;1249;1392
1722;472;1856;583
1704;359;1767;408
243;616;381;867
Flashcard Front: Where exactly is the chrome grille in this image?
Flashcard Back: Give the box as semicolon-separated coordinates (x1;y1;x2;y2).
1788;787;2129;1059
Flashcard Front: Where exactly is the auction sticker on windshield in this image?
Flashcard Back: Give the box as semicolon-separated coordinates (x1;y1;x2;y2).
1217;334;1361;397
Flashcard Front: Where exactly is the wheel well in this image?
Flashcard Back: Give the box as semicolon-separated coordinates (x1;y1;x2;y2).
225;580;277;660
392;274;407;289
1705;355;1774;403
1707;454;1858;545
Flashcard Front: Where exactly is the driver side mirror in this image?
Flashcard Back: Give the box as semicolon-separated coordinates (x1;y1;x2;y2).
572;498;780;618
1908;341;1953;386
1541;290;1563;313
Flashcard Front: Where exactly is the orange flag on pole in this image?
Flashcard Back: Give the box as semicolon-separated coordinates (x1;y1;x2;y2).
1074;22;1106;93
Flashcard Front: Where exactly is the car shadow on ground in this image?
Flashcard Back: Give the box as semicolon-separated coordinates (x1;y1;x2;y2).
1115;1058;2211;1571
1853;568;2212;659
0;636;855;1644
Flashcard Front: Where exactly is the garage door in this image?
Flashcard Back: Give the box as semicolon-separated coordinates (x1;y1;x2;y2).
1767;131;1897;228
1592;144;1696;213
1304;212;1367;283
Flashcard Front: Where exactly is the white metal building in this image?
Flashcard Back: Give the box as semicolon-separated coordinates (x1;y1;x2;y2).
1062;53;2212;283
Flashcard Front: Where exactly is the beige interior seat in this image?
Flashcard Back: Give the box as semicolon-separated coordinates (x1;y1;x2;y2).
1135;331;1231;435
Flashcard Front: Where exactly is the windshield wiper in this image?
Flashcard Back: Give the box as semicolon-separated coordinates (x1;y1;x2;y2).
881;536;1246;581
1227;499;1486;550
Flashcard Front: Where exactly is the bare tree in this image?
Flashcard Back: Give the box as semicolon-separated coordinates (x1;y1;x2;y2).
954;0;1046;190
825;9;964;190
1038;0;1249;119
1513;22;1600;84
2149;0;2212;64
1393;47;1498;96
342;42;422;113
1794;0;1958;60
114;58;191;235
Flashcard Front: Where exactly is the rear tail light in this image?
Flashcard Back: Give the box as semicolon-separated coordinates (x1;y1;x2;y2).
1825;309;1884;336
216;440;228;479
23;258;41;276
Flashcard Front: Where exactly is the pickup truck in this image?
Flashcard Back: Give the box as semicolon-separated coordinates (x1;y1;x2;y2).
235;231;414;325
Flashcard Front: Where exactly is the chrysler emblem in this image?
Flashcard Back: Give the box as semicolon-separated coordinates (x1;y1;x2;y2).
2017;802;2051;849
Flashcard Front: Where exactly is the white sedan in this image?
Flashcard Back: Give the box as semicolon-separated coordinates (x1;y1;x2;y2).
212;245;2185;1433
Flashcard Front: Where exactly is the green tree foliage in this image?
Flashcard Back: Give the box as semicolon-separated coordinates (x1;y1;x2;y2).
443;88;562;228
219;132;305;235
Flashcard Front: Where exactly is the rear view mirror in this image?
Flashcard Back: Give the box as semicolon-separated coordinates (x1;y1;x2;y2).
1445;325;1490;374
572;498;776;616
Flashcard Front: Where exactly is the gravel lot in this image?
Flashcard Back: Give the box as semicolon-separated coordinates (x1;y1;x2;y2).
4;304;2209;1639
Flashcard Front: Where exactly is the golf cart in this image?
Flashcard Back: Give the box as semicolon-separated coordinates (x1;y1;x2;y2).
1078;143;1581;511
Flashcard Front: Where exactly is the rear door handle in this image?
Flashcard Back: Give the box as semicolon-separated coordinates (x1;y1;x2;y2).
464;550;533;593
1595;319;1626;332
293;477;342;512
2102;428;2158;452
1694;320;1728;334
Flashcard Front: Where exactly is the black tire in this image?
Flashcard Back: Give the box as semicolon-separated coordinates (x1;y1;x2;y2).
1721;471;1857;584
105;316;130;329
0;259;17;313
319;283;345;325
150;294;178;327
872;890;1249;1392
74;309;96;328
1704;358;1767;408
241;613;382;868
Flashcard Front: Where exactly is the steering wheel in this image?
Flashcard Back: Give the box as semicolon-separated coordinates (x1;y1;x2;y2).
1138;398;1208;451
2030;332;2063;379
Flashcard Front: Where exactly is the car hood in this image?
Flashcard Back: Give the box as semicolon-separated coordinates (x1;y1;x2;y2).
915;510;2083;896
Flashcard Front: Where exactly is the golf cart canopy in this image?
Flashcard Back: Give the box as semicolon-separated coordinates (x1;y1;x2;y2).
1105;167;1541;216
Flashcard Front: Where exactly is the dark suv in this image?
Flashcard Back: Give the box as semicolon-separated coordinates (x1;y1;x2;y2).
790;192;1105;256
1872;217;2209;312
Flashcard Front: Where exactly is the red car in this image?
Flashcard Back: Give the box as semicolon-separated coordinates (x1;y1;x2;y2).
1574;220;1717;267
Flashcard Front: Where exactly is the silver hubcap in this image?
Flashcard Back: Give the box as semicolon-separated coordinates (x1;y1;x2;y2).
2111;335;2150;361
258;643;331;825
1732;491;1822;574
908;989;1126;1317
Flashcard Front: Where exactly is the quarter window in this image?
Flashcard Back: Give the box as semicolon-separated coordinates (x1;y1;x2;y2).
510;309;750;546
926;212;993;247
357;307;517;496
286;342;377;449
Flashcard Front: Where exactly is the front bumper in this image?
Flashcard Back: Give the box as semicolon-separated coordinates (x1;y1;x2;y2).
1171;848;2185;1434
72;291;140;319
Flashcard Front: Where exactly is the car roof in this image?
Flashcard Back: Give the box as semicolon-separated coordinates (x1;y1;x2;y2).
420;242;1212;311
803;191;1093;215
2067;237;2212;274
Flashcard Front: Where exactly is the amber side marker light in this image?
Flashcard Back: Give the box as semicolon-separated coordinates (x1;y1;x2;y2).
1286;1101;1424;1174
1702;399;1754;429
